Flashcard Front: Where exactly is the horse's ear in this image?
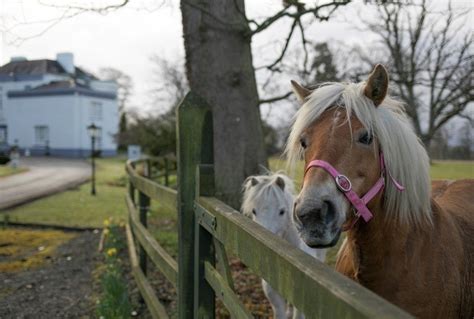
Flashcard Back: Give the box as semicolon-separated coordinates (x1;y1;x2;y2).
364;64;389;107
245;176;258;187
275;176;285;191
291;80;312;103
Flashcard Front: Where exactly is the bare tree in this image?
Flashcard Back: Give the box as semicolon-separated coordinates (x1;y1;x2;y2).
98;67;133;113
354;0;473;148
149;55;188;111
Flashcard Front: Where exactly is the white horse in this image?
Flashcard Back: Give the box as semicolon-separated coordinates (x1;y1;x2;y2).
242;172;326;319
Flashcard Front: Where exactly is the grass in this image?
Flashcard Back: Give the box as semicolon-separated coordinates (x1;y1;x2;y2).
1;157;128;228
430;160;474;179
0;228;75;272
0;165;28;178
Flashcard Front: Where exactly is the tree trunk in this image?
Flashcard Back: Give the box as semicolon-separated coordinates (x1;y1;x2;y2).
180;0;268;208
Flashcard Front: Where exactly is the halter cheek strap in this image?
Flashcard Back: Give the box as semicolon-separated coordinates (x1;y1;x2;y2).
304;152;404;226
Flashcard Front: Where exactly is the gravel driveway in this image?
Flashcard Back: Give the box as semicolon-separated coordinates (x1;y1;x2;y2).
0;157;90;210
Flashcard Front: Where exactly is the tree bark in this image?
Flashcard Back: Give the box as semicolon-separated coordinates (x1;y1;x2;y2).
180;0;268;208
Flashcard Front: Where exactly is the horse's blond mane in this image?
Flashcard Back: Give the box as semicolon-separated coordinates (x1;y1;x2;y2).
285;82;432;226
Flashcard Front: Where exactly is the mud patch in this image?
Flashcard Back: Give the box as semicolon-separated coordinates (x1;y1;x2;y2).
0;228;100;318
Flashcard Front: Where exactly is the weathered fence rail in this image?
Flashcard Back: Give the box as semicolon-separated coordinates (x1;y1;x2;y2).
125;92;413;319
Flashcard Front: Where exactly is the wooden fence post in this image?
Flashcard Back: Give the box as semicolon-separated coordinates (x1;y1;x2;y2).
177;92;214;319
138;160;151;276
164;157;169;187
194;165;216;318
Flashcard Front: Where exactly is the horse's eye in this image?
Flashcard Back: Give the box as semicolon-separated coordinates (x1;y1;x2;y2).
252;209;257;216
358;131;373;145
279;209;285;216
300;137;307;149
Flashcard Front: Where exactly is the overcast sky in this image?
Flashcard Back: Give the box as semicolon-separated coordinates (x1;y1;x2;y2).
0;0;471;128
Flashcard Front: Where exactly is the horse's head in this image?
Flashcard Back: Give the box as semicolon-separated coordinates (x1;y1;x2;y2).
241;173;295;237
290;65;396;248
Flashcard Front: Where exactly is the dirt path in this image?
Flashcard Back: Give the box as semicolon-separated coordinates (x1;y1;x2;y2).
0;229;100;319
0;157;89;210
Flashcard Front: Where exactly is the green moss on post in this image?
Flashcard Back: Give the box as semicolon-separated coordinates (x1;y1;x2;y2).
177;92;214;319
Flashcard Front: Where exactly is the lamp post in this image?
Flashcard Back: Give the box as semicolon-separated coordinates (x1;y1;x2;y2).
87;123;99;196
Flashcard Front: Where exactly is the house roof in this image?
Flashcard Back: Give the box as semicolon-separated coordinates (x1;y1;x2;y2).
0;59;97;80
8;80;116;100
32;80;86;90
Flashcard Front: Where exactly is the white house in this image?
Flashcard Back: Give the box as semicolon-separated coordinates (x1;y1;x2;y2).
0;53;119;157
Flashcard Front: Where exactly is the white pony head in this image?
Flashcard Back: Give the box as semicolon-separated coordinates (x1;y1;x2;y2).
241;172;295;237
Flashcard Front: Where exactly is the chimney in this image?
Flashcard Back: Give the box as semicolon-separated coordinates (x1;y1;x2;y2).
56;52;75;74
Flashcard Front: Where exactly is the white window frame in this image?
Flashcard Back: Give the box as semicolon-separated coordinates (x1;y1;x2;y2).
34;125;49;146
89;101;103;122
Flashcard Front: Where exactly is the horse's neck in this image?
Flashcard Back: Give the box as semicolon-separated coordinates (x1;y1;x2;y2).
343;203;423;283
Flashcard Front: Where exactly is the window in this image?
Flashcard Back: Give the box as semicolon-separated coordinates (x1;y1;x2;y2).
0;86;3;112
89;101;103;121
35;126;49;145
0;125;6;144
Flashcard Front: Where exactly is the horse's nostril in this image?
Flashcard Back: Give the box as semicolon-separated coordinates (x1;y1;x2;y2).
296;207;319;224
323;200;336;224
295;200;337;225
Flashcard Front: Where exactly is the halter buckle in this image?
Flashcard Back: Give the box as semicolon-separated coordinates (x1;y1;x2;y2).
335;174;352;192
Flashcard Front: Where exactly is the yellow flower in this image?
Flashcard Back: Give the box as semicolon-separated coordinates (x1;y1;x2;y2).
103;219;110;227
106;248;117;257
103;228;110;235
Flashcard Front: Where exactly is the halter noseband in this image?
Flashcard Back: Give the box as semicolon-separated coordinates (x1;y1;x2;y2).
304;152;404;229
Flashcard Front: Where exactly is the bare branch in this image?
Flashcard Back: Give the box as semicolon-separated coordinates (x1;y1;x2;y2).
250;1;350;36
259;91;293;104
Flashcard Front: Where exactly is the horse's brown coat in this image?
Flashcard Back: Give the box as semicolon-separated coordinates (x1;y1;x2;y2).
336;179;474;318
304;109;474;318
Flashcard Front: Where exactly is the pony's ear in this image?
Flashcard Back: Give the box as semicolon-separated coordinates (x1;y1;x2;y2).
291;80;312;103
275;176;285;191
364;64;389;107
244;176;259;187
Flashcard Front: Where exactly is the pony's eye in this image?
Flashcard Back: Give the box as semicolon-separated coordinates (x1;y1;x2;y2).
279;209;285;216
300;137;307;149
358;131;373;145
252;209;257;216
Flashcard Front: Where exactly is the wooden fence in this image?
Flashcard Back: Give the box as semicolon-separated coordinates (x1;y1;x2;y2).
125;92;413;319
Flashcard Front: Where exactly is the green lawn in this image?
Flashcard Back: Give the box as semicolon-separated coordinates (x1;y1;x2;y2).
430;160;474;179
0;166;29;178
1;158;128;228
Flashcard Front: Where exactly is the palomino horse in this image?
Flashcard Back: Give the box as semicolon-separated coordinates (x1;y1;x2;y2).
241;172;326;319
286;65;473;318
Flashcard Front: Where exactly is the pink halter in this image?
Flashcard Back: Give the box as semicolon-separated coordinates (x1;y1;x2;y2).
304;153;404;228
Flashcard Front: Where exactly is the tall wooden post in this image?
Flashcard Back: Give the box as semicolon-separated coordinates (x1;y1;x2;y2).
138;160;151;276
177;92;214;319
194;164;216;318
